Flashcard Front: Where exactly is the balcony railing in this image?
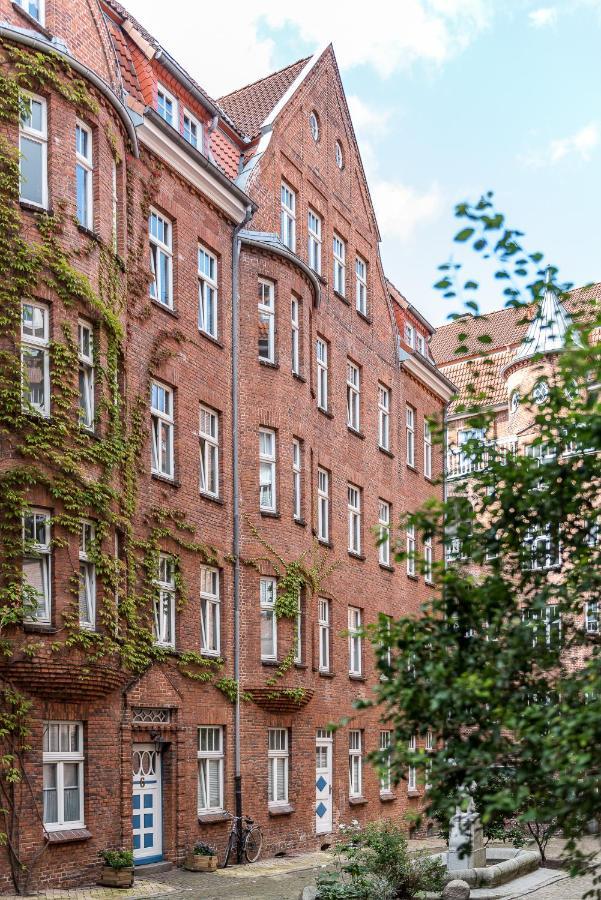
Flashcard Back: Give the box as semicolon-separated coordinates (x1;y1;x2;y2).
446;438;518;479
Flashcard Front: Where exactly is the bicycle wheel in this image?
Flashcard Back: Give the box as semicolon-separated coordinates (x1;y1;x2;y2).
244;824;263;863
222;830;237;868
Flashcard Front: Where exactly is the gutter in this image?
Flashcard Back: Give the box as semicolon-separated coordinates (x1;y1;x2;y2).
0;23;139;156
407;302;435;336
240;233;322;307
231;204;254;854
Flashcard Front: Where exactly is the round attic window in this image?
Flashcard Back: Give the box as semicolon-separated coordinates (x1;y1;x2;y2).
335;140;344;169
309;111;319;142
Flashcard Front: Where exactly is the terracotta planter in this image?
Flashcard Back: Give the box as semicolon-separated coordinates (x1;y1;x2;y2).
98;865;135;888
184;853;218;872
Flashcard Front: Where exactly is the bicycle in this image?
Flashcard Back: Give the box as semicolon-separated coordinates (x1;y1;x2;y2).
222;811;263;867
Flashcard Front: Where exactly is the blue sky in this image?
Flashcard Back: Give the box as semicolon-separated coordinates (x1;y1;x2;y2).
123;0;600;325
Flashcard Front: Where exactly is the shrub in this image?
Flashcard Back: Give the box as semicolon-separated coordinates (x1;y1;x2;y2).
316;821;446;899
99;849;134;869
192;840;217;857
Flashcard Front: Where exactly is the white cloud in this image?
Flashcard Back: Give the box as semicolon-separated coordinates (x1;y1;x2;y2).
522;121;600;167
121;0;492;96
371;180;444;242
347;95;392;137
528;7;559;27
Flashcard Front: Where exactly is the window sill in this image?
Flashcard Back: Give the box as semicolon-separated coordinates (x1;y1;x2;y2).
318;406;334;420
406;573;419;582
292;372;306;383
424;476;436;485
349;673;366;682
318;670;335;679
46;828;92;844
24;622;57;634
150;298;179;318
198;330;224;349
356;309;372;324
347;426;365;440
198;811;230;824
348;551;366;561
294;517;307;528
268;803;294;817
379;791;396;803
406;463;418;473
348;796;368;807
259;358;279;370
76;223;100;242
334;290;349;305
379;563;395;573
407;790;420;798
20;199;51;215
12;1;53;36
200;491;224;506
261;658;281;667
152;473;180;487
379;446;394;459
294;662;308;670
260;509;280;519
317;538;333;549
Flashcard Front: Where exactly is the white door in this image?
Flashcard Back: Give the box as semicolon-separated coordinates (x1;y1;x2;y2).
132;744;162;864
315;730;333;835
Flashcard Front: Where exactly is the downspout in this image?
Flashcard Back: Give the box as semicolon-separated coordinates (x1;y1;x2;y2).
232;205;253;853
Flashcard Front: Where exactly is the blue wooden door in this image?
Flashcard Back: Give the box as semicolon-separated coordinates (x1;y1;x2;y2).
132;745;162;864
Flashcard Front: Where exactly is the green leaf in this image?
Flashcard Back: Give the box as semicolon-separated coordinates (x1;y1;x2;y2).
455;228;475;242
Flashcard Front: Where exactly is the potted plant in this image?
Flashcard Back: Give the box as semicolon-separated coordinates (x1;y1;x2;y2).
98;849;135;888
184;840;218;872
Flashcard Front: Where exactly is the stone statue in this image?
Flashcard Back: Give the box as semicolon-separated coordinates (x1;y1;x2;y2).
447;795;486;871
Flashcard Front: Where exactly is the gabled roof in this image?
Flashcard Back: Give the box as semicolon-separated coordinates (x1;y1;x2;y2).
510;280;581;366
218;57;312;140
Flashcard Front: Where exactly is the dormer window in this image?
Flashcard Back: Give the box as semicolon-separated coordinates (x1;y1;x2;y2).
416;333;425;356
183;109;201;150
15;0;43;23
157;84;178;129
404;323;415;348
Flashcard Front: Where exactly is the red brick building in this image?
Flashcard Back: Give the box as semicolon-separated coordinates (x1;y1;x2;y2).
0;0;454;890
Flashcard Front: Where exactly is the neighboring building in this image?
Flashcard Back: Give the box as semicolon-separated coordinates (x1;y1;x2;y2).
0;0;454;891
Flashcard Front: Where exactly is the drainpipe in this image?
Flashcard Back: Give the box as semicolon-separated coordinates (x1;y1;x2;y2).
232;205;253;853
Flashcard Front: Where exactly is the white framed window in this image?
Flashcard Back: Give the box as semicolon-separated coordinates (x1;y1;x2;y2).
151;381;174;478
406;524;416;576
317;467;330;543
111;160;118;253
260;577;277;661
527;526;560;571
348;730;362;797
200;566;220;656
424;419;432;479
378;383;390;450
586;602;599;634
308;209;322;274
75;120;93;229
149;210;173;308
15;0;44;23
79;520;95;630
404;323;415;348
21;300;50;416
198;245;218;338
19;91;47;207
78;319;94;430
259;428;276;512
157;83;178;128
348;606;362;675
333;233;346;296
198;726;223;813
524;605;562;648
408;734;417;791
43;722;84;830
292;439;302;521
294;589;302;664
154;554;175;647
355;255;367;315
379;730;392;792
291;296;300;375
347;484;361;555
416;333;426;356
378;500;391;566
258;279;275;363
23;509;51;622
316;338;329;411
346;361;360;431
335;140;344;169
268;729;289;806
199;405;219;498
318;598;331;672
183;109;201;149
280;182;296;251
406;405;415;467
425;730;434;751
424;536;433;583
309;111;319;142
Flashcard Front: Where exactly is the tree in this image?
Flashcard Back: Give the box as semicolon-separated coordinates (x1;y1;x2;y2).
367;194;601;888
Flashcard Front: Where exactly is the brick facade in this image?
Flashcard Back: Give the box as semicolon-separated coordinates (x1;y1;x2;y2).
0;0;454;890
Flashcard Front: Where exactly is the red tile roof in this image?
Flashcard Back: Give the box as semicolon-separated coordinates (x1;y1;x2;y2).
105;16;144;103
218;57;311;139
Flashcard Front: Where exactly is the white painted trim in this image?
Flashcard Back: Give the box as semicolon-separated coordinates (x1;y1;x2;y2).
400;351;456;403
137;118;248;224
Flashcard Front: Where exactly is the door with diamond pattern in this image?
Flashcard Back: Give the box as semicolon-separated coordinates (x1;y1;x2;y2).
132;744;162;864
315;730;332;834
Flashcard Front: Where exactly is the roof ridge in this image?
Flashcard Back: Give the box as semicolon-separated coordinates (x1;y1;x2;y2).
218;55;312;102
